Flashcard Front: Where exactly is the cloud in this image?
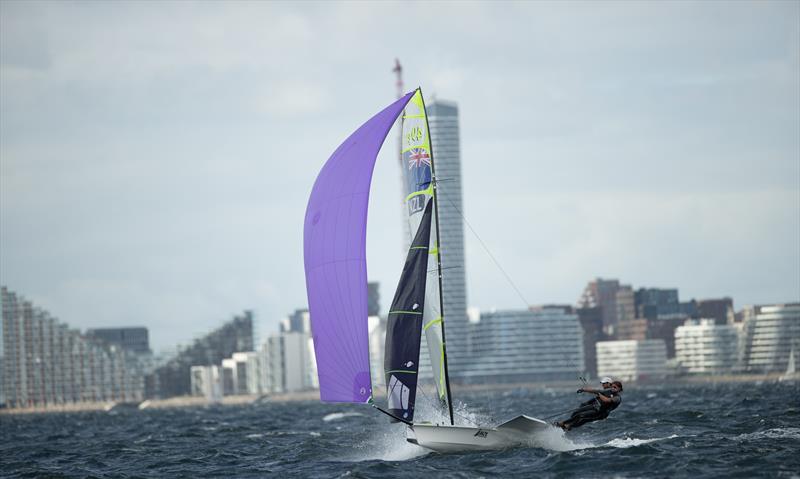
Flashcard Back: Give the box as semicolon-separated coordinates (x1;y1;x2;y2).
1;1;798;351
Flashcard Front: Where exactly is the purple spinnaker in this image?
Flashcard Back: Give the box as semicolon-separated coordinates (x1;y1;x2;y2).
304;91;416;403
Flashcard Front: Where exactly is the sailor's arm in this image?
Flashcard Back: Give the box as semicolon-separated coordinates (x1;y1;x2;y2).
578;387;605;395
595;393;613;404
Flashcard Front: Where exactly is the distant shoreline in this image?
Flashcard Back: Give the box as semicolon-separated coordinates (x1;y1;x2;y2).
2;373;795;415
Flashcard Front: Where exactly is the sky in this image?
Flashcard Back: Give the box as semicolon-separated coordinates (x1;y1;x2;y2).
1;1;798;353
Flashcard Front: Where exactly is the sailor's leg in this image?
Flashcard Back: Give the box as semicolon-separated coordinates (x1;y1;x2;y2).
565;409;605;429
569;404;597;418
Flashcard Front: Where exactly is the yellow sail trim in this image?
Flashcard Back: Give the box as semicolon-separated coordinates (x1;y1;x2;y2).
439;344;446;398
423;316;442;331
401;144;430;154
405;185;433;202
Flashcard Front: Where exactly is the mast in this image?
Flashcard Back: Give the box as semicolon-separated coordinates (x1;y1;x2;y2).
419;87;455;426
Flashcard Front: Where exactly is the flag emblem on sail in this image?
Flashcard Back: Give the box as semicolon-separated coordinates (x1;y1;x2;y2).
407;148;431;168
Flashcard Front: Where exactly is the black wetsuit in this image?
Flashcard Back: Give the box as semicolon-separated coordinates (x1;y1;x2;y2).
563;389;621;429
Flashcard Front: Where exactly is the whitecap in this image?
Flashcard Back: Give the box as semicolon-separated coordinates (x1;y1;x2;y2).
525;425;592;452
603;434;679;448
528;429;678;452
323;412;365;422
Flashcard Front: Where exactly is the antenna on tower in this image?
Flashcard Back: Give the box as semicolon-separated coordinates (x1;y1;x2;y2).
393;58;411;250
393;58;404;100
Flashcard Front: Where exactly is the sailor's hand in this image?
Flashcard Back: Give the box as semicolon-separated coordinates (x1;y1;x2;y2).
576;388;584;394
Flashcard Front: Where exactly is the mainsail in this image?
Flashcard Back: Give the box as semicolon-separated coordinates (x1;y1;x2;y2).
384;200;433;421
400;91;451;408
304;90;416;403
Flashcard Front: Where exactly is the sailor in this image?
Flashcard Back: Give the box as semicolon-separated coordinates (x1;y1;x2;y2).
556;380;623;431
578;377;613;408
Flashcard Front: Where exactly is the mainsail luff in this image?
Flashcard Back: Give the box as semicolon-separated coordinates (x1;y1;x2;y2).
420;88;456;426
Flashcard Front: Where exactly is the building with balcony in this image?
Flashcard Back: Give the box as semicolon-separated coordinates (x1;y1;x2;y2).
674;319;739;374
190;365;222;401
1;286;146;408
259;330;317;395
462;305;585;383
596;339;667;382
740;303;800;373
85;327;151;355
145;311;253;399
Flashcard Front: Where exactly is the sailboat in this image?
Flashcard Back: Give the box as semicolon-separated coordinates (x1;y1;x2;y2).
779;347;797;382
303;88;550;452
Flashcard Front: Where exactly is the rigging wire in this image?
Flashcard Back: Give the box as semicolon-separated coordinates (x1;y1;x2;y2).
415;380;486;427
435;180;531;309
437;180;590;387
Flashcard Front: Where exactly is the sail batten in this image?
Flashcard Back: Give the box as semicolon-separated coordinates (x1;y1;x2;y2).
304;91;416;404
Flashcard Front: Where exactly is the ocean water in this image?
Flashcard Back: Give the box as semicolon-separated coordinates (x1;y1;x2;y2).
1;381;798;478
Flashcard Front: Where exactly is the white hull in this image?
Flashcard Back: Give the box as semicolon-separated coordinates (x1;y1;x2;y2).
408;415;551;453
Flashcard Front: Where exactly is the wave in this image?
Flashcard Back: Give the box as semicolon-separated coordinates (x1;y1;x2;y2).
603;435;679;449
527;427;679;452
733;427;800;441
339;425;429;463
323;412;365;422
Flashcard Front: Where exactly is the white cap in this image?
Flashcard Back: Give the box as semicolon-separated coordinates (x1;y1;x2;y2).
601;377;613;384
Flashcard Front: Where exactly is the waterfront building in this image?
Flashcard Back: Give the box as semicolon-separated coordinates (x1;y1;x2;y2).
259;336;283;394
259;330;317;394
740;303;800;373
367;282;381;317
576;306;609;379
219;351;261;395
286;309;310;334
645;317;687;359
596;339;668;382
674;319;739;374
190;365;222;401
368;315;386;390
428;100;469;377
695;298;735;325
616;286;635;324
577;278;630;336
616;318;648;341
1;286;146;408
462;306;585;383
146;311;253;399
635;288;680;318
634;287;696;320
85;327;151;354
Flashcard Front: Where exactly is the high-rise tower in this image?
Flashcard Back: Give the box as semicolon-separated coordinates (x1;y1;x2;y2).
428;100;469;378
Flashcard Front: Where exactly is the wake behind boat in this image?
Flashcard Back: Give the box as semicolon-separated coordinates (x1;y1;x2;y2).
303;88;555;453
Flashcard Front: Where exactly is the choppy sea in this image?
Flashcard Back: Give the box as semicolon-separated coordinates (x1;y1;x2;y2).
1;381;798;478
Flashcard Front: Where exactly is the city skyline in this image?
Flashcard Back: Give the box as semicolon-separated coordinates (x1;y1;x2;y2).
2;2;798;351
